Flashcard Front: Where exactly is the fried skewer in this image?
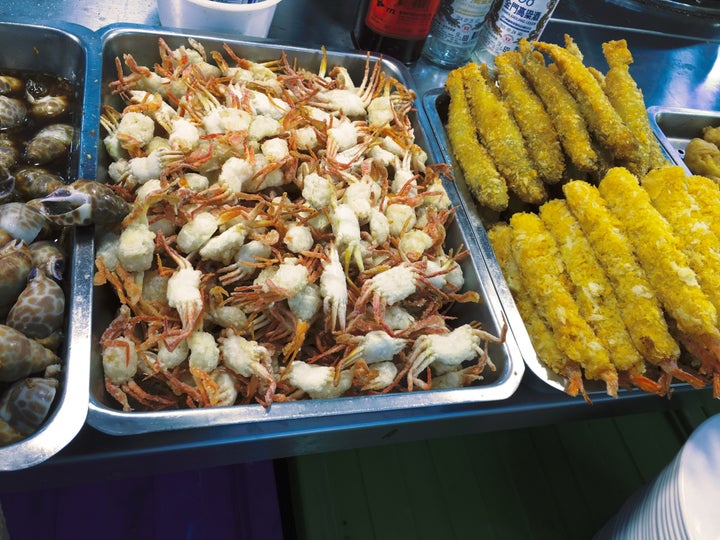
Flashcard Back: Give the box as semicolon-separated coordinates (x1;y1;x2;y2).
460;62;547;205
518;39;598;174
444;68;508;212
533;38;638;162
508;212;618;396
488;223;587;400
539;199;662;394
687;174;720;240
642;166;720;314
494;51;565;185
602;39;668;174
562;179;687;392
598;167;720;385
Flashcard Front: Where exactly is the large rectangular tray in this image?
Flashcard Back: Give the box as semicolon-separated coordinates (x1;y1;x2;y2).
647;105;720;170
86;24;525;436
0;20;97;471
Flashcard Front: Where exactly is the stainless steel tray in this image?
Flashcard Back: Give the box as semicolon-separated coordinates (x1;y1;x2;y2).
647;105;720;171
86;24;525;436
0;20;97;471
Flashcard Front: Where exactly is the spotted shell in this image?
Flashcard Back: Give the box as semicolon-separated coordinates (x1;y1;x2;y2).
24;123;73;165
0;323;59;382
7;264;65;340
14;166;65;200
0;239;32;317
40;179;131;227
0;376;58;438
0;75;23;95
0;201;46;243
0;96;26;129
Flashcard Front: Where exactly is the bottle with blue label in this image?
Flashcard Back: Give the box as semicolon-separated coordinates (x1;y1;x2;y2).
423;0;494;68
471;0;560;67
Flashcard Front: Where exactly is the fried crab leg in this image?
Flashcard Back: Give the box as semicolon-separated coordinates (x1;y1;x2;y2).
687;174;720;240
494;51;565;185
562;179;686;391
460;62;547;205
488;222;588;400
642;166;720;314
532;38;638;162
602;39;668;174
508;212;618;396
444;68;508;212
599;167;720;383
518;39;598;174
539;199;662;394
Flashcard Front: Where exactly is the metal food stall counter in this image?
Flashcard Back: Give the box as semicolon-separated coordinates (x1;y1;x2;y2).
1;0;720;488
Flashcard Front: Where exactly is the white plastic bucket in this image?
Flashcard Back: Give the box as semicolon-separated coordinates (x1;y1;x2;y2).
157;0;281;38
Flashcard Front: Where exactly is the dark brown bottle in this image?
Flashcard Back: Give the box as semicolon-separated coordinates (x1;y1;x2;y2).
352;0;442;64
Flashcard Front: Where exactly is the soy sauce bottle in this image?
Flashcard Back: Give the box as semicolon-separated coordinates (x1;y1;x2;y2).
353;0;443;64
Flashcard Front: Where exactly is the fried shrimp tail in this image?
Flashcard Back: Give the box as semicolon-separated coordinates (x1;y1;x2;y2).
533;37;638;162
602;39;668;174
562;179;681;371
460;62;547;205
598;167;720;375
519;39;598;173
494;51;565;184
509;212;618;397
444;68;508;212
488;223;588;401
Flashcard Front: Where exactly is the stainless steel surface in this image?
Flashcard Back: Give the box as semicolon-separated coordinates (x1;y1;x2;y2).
0;0;719;482
87;24;524;436
0;21;96;471
648;105;720;171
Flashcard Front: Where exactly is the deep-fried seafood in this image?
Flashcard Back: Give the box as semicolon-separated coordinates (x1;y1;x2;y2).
444;67;508;212
488;222;587;400
687;174;720;239
602;39;668;174
533;38;638;162
508;212;618;396
494;50;565;184
598;167;720;378
518;39;598;173
461;62;546;204
683;138;720;182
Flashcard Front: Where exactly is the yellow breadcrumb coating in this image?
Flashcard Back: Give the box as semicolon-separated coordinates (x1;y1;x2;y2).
494;51;565;184
687;174;720;240
642;166;720;314
533;38;638;162
508;212;617;395
488;223;584;398
562;179;680;366
599;167;720;344
460;62;547;205
539;199;644;374
518;39;598;173
444;68;508;212
602;40;668;174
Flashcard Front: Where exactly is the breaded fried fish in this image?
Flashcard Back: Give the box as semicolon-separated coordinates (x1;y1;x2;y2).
494;51;565;184
444;68;508;212
533;38;638;162
460;62;547;205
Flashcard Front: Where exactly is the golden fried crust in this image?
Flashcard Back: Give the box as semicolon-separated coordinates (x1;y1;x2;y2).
444;68;508;212
599;167;719;340
642;166;720;314
460;63;547;205
602;39;668;174
519;40;598;173
494;51;565;184
508;212;617;391
688;174;720;239
562;179;680;365
684;138;720;181
533;39;638;162
539;199;644;373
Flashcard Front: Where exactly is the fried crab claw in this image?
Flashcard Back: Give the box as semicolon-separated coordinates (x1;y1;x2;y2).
39;179;131;227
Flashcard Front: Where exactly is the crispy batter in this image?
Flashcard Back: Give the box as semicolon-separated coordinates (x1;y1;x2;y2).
519;39;598;173
602;39;668;174
598;167;720;353
533;38;638;162
488;223;585;398
683;138;720;182
539;199;644;374
494;51;565;184
642;166;720;314
687;174;720;239
444;68;508;212
508;212;617;395
460;62;547;205
562;179;680;366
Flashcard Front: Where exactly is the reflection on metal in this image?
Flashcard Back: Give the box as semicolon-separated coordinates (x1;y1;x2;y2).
615;0;720;18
